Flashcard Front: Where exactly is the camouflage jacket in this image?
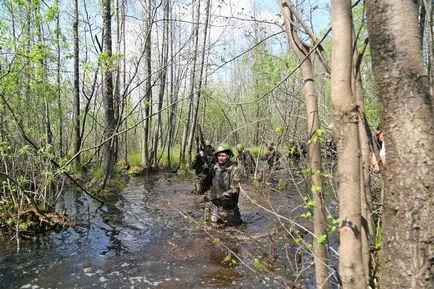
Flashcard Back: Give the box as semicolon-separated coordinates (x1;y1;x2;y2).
205;160;240;208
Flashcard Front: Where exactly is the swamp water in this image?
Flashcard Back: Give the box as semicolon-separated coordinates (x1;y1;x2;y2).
0;172;323;289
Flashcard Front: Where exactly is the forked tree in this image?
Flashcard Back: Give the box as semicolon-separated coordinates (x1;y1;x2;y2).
281;1;329;288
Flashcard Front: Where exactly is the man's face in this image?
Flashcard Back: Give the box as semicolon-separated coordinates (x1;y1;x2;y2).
377;131;385;142
217;152;229;164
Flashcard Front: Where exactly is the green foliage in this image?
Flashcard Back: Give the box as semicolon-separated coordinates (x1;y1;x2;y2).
319;170;333;179
156;146;181;169
300;211;312;219
37;144;54;159
288;144;297;154
222;254;238;266
374;221;382;249
365;93;381;125
90;167;105;180
128;149;142;167
299;197;315;219
98;52;123;72
274;126;284;135
311;184;322;193
249;146;266;158
313;128;324;143
253;257;266;272
0;141;12;156
299;167;313;176
316;234;327;245
45;1;60;22
303;197;315;210
326;215;340;232
307;129;324;145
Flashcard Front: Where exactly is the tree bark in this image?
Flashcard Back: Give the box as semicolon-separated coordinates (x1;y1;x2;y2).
33;2;53;147
167;2;181;168
152;0;170;166
73;0;81;164
352;33;371;285
180;0;200;165
331;1;365;288
187;0;211;163
142;0;153;168
366;1;434;288
422;0;434;97
112;0;121;166
102;0;116;179
56;0;63;157
282;2;329;288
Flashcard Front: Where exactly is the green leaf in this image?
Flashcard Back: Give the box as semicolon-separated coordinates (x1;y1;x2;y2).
311;184;322;193
274;126;284;135
316;234;327;245
300;167;313;175
314;128;324;142
300;212;312;219
253;258;266;271
46;4;60;22
303;199;315;209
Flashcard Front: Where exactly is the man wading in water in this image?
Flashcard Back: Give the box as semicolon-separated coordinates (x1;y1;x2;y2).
204;144;243;227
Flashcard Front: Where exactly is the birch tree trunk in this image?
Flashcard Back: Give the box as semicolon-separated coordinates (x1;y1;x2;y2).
366;1;434;287
331;1;365;288
282;2;329;288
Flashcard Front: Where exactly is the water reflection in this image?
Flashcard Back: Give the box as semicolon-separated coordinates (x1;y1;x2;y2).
0;174;320;289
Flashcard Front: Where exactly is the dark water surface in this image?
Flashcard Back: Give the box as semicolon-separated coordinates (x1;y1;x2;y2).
0;173;321;289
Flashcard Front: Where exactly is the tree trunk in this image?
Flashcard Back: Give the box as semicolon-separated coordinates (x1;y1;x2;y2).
282;2;329;288
366;1;434;288
152;0;170;166
352;33;371;285
112;0;121;166
33;2;53;147
73;0;81;164
121;0;127;166
180;0;200;165
116;0;128;166
167;4;175;168
142;0;153;168
56;0;63;157
331;1;365;288
187;0;211;163
423;0;434;97
167;2;181;168
102;0;116;179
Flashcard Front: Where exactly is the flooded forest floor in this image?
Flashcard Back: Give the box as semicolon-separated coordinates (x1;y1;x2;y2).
0;164;340;289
